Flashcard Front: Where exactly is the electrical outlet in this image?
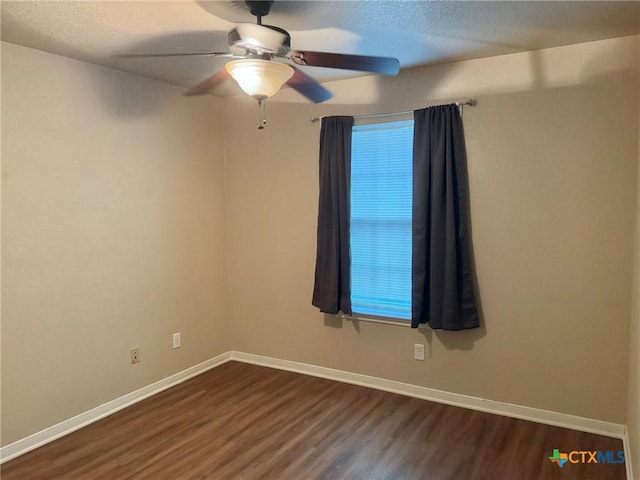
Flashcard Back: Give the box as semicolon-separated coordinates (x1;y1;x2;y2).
173;332;181;349
414;343;425;361
130;347;140;364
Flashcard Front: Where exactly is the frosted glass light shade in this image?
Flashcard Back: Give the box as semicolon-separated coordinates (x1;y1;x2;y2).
225;59;294;101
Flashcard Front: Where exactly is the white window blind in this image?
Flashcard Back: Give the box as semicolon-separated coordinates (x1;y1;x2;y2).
350;120;413;320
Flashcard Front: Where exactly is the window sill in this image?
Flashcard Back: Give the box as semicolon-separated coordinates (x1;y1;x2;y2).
340;313;422;329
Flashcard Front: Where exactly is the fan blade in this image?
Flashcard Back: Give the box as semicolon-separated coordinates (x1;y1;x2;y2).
184;70;230;96
286;66;332;103
289;51;400;75
115;52;236;58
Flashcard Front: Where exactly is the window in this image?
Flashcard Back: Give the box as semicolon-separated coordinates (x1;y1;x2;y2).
350;119;414;320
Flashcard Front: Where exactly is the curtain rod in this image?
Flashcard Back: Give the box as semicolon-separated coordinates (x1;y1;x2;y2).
309;98;477;123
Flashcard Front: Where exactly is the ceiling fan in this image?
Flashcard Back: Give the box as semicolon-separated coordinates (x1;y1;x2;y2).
119;0;400;104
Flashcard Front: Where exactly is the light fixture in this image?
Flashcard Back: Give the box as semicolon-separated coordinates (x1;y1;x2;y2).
225;59;294;102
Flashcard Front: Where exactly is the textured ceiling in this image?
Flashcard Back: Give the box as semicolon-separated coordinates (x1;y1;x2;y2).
2;1;639;97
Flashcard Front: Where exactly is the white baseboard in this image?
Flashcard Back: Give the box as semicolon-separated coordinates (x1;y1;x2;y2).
229;351;626;440
0;351;232;464
2;350;628;470
623;427;635;480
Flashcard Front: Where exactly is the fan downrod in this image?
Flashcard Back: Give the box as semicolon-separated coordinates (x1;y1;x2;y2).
245;1;273;24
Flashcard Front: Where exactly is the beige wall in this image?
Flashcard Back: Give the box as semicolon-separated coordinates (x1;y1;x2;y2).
2;35;639;450
628;36;640;479
225;36;639;424
1;43;230;445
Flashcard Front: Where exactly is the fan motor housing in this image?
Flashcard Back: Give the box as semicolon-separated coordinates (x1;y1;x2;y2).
228;23;291;57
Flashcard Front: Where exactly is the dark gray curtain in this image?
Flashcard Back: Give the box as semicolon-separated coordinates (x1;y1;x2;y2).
312;116;354;315
412;104;479;330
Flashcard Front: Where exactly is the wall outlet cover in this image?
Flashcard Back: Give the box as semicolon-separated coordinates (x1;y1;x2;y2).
130;347;140;364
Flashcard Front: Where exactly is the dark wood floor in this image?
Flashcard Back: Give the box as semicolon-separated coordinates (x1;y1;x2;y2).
2;361;626;480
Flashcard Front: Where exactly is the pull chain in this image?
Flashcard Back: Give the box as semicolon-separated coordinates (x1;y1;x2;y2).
257;100;267;130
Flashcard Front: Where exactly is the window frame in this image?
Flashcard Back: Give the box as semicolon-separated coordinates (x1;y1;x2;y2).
349;115;414;324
